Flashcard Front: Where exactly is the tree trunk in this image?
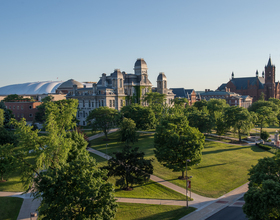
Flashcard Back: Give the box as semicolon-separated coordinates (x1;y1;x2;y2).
182;170;185;179
238;129;241;142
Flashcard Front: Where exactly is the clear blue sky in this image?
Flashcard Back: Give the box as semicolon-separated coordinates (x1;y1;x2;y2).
1;0;280;91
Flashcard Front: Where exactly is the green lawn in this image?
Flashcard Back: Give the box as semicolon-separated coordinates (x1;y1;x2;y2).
89;153;189;201
0;197;23;220
0;146;36;192
115;203;195;220
90;132;273;198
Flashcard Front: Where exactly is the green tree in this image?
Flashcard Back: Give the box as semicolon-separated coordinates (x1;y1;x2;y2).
10;99;80;189
0;109;4;128
193;100;208;111
243;155;280;220
260;131;270;141
207;99;228;117
248;100;278;112
34;157;118;220
0;144;14;181
256;106;278;133
224;106;255;142
35;95;54;123
144;92;166;123
187;109;213;133
87;106;120;140
105;145;153;190
154;115;205;179
119;118;139;145
121;104;156;130
0;101;14;128
10;99;118;217
3;94;31;102
259;92;265;101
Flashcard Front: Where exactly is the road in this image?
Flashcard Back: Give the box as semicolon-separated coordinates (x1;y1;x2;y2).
206;197;247;220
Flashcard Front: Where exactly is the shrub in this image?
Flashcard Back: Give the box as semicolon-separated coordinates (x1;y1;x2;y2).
257;143;272;151
260;131;270;141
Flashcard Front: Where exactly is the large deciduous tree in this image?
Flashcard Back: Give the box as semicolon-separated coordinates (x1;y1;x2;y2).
87;106;120;140
105;145;153;190
0;101;14;128
119;118;139;145
10;99;118;218
143;92;166;123
224;106;255;142
34;157;118;220
154;115;205;179
187;108;214;133
121;104;156;130
35;95;54;123
243;155;280;220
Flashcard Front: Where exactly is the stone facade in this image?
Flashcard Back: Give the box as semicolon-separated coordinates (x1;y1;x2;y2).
67;58;175;126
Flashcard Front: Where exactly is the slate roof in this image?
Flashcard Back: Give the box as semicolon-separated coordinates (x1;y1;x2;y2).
230;77;265;90
170;88;186;98
200;91;235;96
217;83;227;91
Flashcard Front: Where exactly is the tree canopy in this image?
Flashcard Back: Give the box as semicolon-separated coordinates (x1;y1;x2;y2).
10;98;118;218
243;155;280;220
121;104;156;130
119;118;139;145
87;106;120;140
34;157;118;220
154;115;205;179
224;106;255;142
3;94;32;102
105;145;153;190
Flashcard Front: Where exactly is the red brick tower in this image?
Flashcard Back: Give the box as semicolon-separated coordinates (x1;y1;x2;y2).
265;56;276;99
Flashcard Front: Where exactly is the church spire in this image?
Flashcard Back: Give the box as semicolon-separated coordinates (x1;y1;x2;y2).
267;56;272;67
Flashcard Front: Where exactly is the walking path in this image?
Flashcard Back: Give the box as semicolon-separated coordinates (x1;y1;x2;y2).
1;129;250;220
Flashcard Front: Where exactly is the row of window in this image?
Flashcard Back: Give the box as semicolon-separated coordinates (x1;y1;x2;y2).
6;105;33;110
15;113;33;117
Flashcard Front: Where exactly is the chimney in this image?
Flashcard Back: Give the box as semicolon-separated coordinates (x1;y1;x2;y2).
73;85;77;96
92;83;97;95
102;73;106;87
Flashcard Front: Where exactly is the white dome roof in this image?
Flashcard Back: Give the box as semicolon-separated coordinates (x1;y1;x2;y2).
0;81;64;96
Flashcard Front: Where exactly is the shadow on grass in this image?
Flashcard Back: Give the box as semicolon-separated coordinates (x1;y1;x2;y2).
195;163;227;169
136;206;196;220
202;146;250;155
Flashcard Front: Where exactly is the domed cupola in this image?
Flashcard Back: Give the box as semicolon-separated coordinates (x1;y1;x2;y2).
134;58;148;75
157;72;168;94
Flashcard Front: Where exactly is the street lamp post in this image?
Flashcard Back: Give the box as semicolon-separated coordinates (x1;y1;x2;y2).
186;159;191;208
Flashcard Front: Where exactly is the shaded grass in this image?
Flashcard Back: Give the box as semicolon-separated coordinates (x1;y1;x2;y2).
0;197;23;220
89;153;189;200
0;145;35;192
90;132;273;198
115;203;195;220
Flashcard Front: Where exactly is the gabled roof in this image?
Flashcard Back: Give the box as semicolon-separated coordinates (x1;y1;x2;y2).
217;83;227;91
230;77;265;90
170;88;186;98
185;89;194;95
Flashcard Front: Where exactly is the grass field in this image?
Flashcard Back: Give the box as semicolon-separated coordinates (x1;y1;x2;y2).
115;203;195;220
90;131;273;198
89;153;189;200
0;197;23;220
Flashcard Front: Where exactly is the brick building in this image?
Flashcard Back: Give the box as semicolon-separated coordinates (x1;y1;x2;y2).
5;101;41;123
199;90;252;108
170;88;197;106
218;57;280;102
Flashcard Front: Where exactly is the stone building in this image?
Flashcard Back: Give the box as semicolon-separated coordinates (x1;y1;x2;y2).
67;58;175;126
218;57;280;102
